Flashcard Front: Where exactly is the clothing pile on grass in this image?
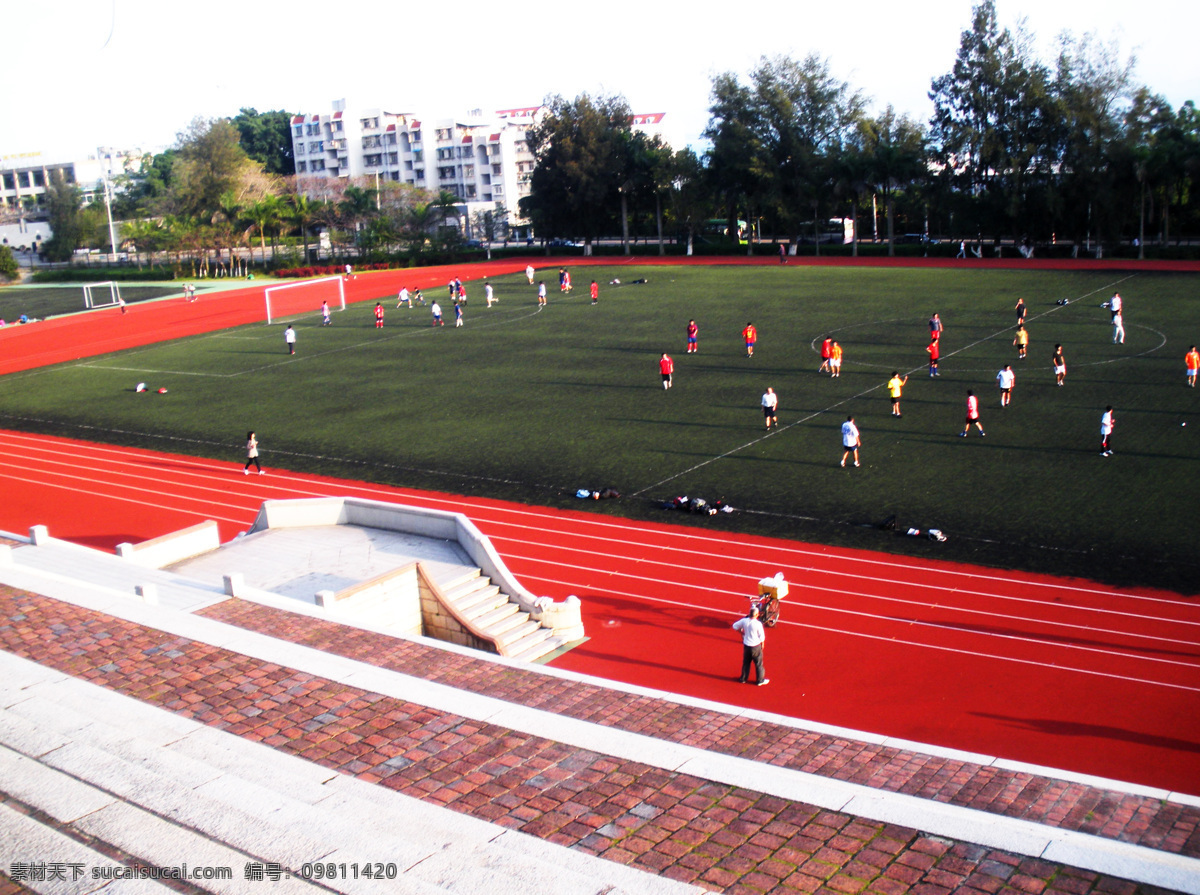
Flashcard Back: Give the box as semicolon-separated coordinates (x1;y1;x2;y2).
575;488;621;500
663;495;734;516
879;514;946;541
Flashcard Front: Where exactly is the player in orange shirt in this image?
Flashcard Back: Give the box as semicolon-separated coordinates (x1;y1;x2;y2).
742;323;757;357
829;341;843;378
1187;345;1200;387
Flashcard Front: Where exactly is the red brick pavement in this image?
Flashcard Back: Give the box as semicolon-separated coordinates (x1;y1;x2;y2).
195;597;1200;861
0;585;1187;894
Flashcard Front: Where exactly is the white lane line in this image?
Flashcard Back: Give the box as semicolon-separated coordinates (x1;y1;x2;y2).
520;573;1200;694
0;470;249;527
0;429;1195;615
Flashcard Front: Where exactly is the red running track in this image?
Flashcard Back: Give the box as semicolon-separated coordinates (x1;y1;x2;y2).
1;428;1198;795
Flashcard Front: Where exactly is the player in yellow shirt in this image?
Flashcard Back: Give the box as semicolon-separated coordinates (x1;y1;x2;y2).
1186;345;1200;388
1013;325;1028;359
887;372;909;416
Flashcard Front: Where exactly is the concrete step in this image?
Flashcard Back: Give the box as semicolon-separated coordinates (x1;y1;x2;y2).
494;619;543;650
0;801;177;895
470;601;522;631
435;568;481;596
443;576;500;608
0;650;704;895
508;634;568;664
454;589;510;622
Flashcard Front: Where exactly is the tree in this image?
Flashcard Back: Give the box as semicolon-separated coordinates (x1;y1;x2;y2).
244;194;284;262
704;73;767;254
232;108;296;175
665;148;712;255
171;118;255;218
704;56;864;254
41;170;84;262
0;244;18;281
1048;31;1135;245
858;108;928;255
929;1;1058;237
750;54;865;250
520;93;634;254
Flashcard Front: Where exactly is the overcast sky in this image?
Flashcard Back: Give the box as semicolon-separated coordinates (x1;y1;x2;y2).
3;0;1196;162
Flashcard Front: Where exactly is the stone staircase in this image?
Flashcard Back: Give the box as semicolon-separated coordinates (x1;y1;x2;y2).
0;650;700;895
437;569;569;662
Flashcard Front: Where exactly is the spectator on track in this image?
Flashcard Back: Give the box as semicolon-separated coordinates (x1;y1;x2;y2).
732;605;768;685
244;431;264;475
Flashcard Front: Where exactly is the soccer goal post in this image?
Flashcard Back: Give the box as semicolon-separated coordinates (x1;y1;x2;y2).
82;281;122;309
263;276;346;325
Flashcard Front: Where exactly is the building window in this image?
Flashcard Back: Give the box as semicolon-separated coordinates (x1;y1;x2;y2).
294;125;304;137
297;161;308;173
494;184;504;196
464;166;474;178
362;135;382;149
311;159;325;171
493;164;502;175
365;154;382;167
438;166;456;179
387;153;398;165
436;128;452;141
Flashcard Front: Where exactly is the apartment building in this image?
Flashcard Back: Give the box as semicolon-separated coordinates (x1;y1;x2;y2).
290;101;537;236
290;100;666;237
0;148;147;214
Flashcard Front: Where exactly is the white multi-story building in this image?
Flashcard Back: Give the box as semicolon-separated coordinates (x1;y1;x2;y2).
290;101;536;237
1;148;149;250
290;100;666;238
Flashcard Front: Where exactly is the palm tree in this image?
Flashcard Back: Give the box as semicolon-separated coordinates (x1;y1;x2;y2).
289;193;317;263
430;190;463;242
244;194;284;264
119;219;162;269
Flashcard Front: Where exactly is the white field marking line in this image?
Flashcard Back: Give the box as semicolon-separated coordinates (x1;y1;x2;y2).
73;303;546;380
494;544;1200;644
502;552;1200;665
230;302;546;376
0;470;249;527
523;572;1200;694
75;364;234;378
633;274;1140;498
2;429;1191;615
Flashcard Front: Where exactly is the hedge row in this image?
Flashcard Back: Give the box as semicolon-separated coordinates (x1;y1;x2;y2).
274;262;399;278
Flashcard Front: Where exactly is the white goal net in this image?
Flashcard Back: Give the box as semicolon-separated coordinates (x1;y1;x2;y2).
82;281;122;309
263;276;346;325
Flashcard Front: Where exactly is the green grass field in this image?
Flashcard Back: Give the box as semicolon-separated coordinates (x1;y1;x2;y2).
2;264;1198;591
0;285;177;321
